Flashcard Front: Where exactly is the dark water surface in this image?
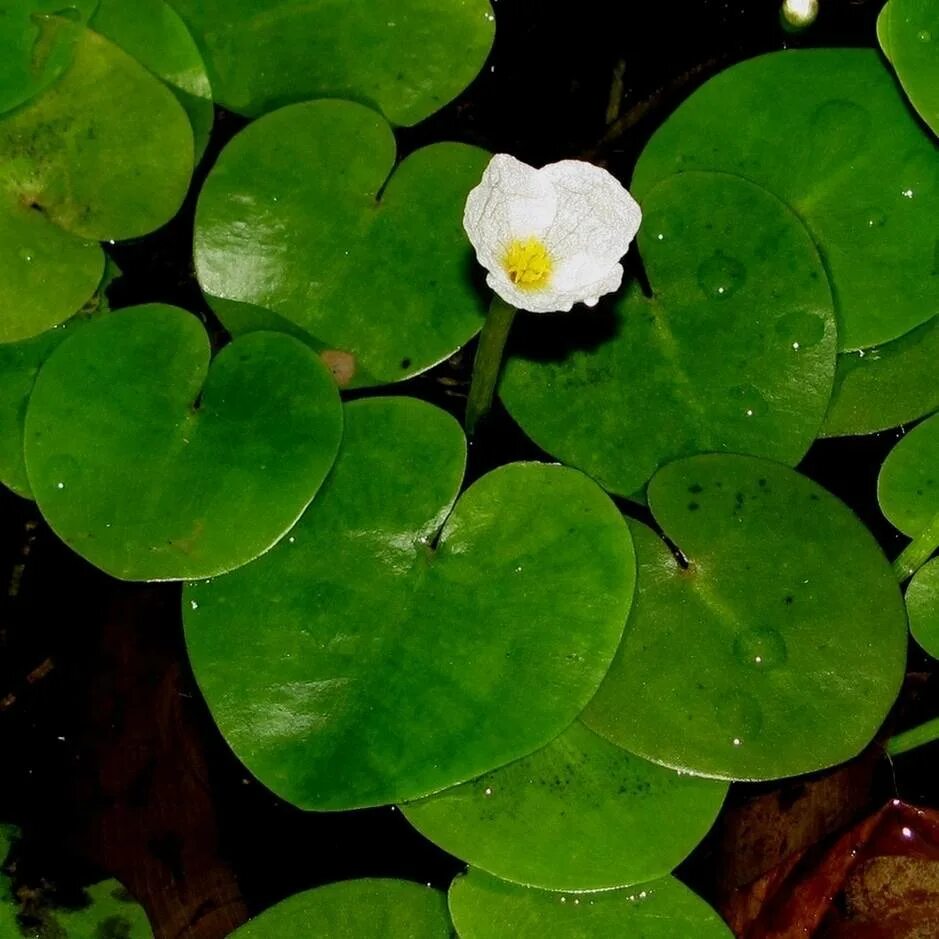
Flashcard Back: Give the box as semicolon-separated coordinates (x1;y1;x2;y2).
2;1;936;936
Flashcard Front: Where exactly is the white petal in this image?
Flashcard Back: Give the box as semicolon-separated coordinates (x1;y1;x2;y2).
540;159;642;265
463;154;557;271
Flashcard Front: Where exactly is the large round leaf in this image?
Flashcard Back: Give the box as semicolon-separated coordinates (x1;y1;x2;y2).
632;49;939;352
90;0;213;159
448;869;732;939
879;0;939;136
195;99;488;385
583;457;907;781
183;396;635;810
168;0;495;124
0;22;193;342
822;314;939;437
231;880;451;938
906;559;939;658
878;412;939;537
24;304;342;581
402;721;726;891
0;0;98;114
500;171;835;499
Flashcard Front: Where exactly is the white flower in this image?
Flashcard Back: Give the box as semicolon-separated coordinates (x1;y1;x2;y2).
463;154;642;314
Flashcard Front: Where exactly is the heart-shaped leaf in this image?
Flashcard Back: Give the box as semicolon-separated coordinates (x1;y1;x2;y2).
195;99;489;385
632;49;939;352
822;314;939;437
448;869;733;939
231;880;451;938
402;720;726;891
878;412;939;537
0;0;98;115
879;0;939;136
0;21;193;342
906;559;939;658
24;304;342;581
183;396;635;810
90;0;213;159
168;0;495;124
583;456;907;781
500;171;836;499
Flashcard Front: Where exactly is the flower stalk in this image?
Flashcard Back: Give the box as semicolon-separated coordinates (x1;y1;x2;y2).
465;296;517;436
892;508;939;583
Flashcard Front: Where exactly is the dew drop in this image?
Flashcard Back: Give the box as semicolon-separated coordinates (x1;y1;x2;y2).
733;627;789;670
918;29;932;42
697;250;746;300
717;689;764;742
775;310;826;350
19;248;33;262
727;383;767;418
898;149;938;199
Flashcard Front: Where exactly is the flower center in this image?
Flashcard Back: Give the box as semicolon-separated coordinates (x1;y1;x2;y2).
502;238;552;290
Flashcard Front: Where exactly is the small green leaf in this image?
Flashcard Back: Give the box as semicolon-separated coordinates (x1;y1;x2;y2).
24;304;342;581
822;314;939;437
184;397;635;810
879;0;939;136
231;880;451;938
51;881;153;938
90;0;214;159
501;171;836;498
878;411;939;537
583;457;907;781
0;22;193;342
168;0;495;124
0;0;98;115
632;49;939;352
195;99;489;385
403;721;726;891
448;869;733;939
906;558;939;658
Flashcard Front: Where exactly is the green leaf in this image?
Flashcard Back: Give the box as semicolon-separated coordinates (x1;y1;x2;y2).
24;304;342;581
448;869;733;939
0;22;193;342
0;0;98;115
583;456;907;781
50;881;153;938
168;0;495;124
0;263;116;499
231;880;451;938
90;0;214;159
184;396;635;810
822;314;939;437
500;171;836;499
906;558;939;658
878;0;939;136
402;721;726;891
195;99;488;385
632;49;939;352
879;412;939;537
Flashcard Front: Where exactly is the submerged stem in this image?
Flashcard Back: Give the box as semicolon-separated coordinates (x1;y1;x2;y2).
887;716;939;758
465;296;517;437
892;508;939;583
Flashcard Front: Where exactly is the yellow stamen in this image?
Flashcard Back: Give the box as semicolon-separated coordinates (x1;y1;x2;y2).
502;238;552;290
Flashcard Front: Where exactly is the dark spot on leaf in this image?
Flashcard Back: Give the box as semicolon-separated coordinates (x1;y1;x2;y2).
784;595;794;606
400;357;411;369
688;501;700;511
96;914;133;939
688;483;703;494
758;478;767;487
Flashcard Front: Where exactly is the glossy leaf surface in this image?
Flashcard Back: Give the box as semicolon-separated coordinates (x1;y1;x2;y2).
90;0;213;158
231;880;451;938
907;559;939;659
448;869;732;939
879;0;939;135
25;305;342;580
823;315;939;436
403;721;726;891
583;456;907;781
168;0;495;124
501;171;835;498
878;411;939;536
0;22;193;342
195;99;488;385
184;397;635;809
633;49;939;351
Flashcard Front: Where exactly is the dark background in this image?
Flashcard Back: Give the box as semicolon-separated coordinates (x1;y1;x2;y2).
2;1;934;936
